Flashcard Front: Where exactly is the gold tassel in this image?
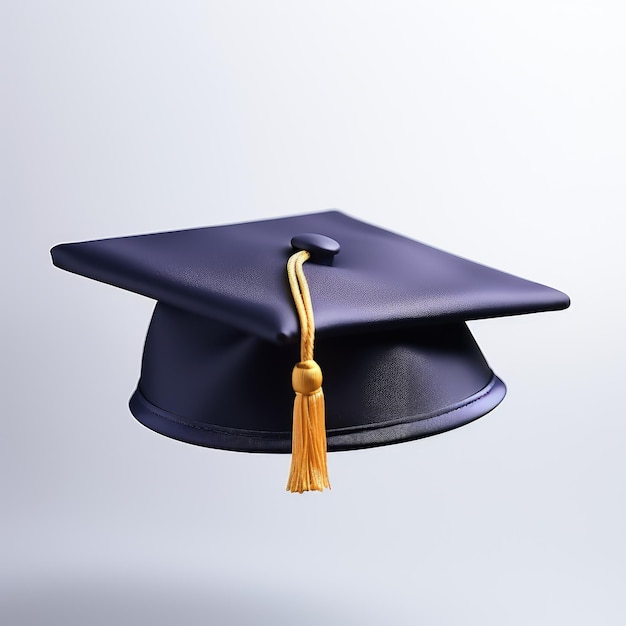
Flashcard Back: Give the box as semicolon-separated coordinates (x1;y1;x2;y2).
286;250;330;493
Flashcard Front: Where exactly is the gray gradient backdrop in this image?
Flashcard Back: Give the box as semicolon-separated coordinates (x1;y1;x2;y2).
2;2;625;624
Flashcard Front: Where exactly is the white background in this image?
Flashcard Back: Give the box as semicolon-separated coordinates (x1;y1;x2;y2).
2;2;625;624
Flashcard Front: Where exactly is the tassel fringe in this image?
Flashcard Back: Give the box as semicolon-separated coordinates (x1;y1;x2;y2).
286;360;330;493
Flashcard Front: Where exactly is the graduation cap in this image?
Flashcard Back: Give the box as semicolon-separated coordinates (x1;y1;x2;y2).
51;210;570;492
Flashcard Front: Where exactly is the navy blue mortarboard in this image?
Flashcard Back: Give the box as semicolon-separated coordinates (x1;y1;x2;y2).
51;210;570;491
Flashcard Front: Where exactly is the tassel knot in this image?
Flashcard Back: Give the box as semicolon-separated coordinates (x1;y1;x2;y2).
292;360;323;395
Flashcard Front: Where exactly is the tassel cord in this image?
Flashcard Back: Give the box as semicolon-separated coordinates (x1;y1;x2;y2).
287;250;315;362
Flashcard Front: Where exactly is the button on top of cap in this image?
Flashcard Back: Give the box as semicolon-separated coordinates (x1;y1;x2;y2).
291;233;340;265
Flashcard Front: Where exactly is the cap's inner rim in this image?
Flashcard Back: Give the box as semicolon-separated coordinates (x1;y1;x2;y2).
130;373;506;453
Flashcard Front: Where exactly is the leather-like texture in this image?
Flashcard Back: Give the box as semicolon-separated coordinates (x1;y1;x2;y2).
51;210;570;344
128;303;506;452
